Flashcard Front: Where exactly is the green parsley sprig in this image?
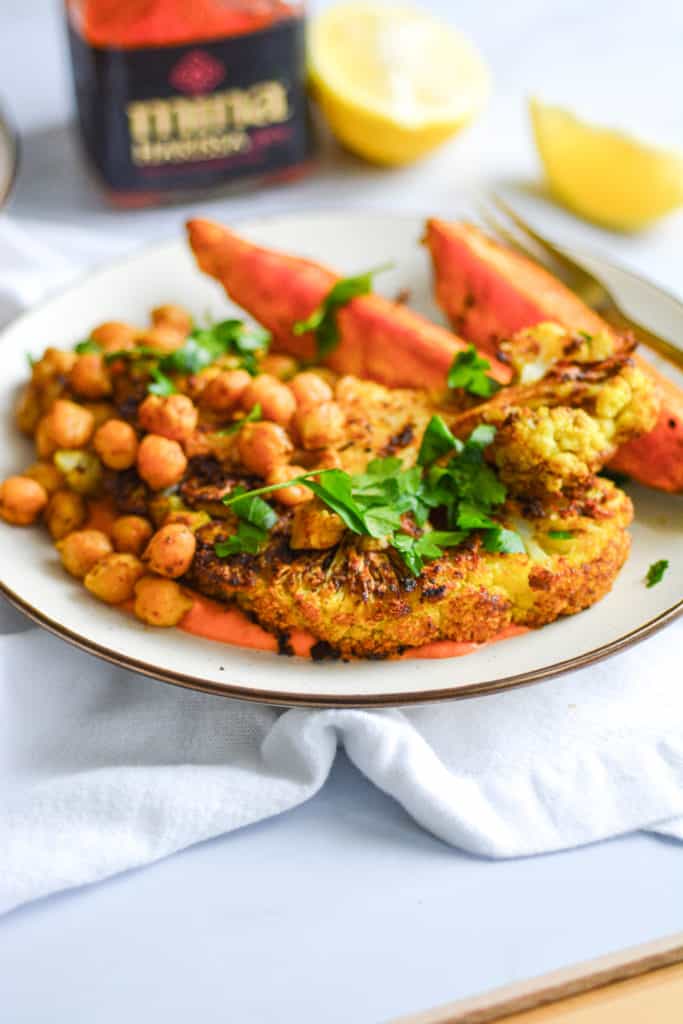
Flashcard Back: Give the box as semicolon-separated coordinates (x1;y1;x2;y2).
646;559;669;588
448;345;501;398
103;318;271;396
214;485;279;557
217;417;524;573
293;265;392;358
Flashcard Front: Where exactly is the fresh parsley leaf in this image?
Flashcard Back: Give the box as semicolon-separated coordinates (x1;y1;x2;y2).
392;529;466;575
26;353;35;369
161;320;271;377
148;366;177;396
304;471;369;534
219;424;520;576
646;559;669;588
548;529;573;540
483;527;525;554
103;345;160;363
215;404;262;436
448;346;501;398
417;415;462;466
229;483;278;532
74;338;101;354
293;264;392;358
215;521;269;557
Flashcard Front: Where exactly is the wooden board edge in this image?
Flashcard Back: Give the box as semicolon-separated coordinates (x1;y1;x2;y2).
390;932;683;1024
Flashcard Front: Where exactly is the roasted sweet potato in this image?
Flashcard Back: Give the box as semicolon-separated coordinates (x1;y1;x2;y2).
187;219;511;392
425;218;683;492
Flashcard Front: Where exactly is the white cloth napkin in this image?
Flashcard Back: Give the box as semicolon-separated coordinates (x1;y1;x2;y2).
1;217;682;918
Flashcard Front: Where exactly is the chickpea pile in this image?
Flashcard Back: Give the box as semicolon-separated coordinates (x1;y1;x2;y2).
2;303;349;630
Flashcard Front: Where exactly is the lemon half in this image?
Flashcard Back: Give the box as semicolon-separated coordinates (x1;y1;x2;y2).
308;3;490;166
530;97;683;231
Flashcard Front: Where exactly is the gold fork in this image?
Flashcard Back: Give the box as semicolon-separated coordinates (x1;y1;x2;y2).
477;193;683;372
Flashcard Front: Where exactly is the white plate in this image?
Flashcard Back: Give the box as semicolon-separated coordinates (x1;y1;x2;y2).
0;211;681;706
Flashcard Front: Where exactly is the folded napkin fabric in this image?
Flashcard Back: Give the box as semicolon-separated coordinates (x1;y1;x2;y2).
1;603;682;917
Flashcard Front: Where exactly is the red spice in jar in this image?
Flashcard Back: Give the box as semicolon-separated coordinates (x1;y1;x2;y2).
65;1;311;207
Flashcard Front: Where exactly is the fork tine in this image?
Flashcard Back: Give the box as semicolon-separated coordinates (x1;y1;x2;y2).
476;202;549;264
484;196;683;372
489;192;597;291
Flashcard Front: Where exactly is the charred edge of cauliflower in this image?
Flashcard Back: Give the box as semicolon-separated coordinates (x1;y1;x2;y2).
501;322;619;384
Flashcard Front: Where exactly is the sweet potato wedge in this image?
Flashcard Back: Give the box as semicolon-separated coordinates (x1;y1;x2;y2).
425;218;683;492
187;218;511;392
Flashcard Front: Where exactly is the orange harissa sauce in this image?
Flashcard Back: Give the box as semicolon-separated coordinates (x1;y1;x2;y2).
178;593;529;660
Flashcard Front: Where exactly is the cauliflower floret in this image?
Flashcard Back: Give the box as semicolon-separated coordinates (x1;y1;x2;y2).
502;322;618;383
491;406;612;497
290;500;345;550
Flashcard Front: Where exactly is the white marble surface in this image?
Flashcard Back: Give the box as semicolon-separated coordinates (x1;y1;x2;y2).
1;1;682;1021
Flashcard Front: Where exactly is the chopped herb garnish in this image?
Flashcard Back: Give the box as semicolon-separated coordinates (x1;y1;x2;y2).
164;319;270;377
646;560;669;588
26;353;35;369
214;403;262;436
74;338;102;354
148;366;177;396
219;421;523;576
483;527;526;554
215;522;270;557
229;485;278;532
448;345;501;398
214;482;279;557
104;318;270;395
293;264;392;358
417;415;462;466
548;529;574;540
578;330;593;342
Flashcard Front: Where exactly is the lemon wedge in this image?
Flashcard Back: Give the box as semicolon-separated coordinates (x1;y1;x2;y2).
530;97;683;231
308;3;490;166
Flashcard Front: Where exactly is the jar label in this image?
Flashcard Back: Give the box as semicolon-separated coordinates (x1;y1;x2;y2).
67;18;310;193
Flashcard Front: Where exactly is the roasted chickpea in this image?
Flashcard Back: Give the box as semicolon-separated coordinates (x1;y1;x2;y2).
143;523;196;578
23;461;63;495
138;325;185;354
16;384;41;435
35;415;57;459
112;515;154;556
136;434;188;491
69;352;112;399
266;464;313;507
295;401;345;450
45;489;86;539
84;553;144;604
57;529;113;578
0;475;49;526
138;393;198;442
238;421;293;478
241;374;296;426
289;372;333;411
151;304;193;337
47;399;95;449
31;347;76;384
93;419;139;470
133;576;193;627
258;353;298;380
90;321;138;352
200;369;251;412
